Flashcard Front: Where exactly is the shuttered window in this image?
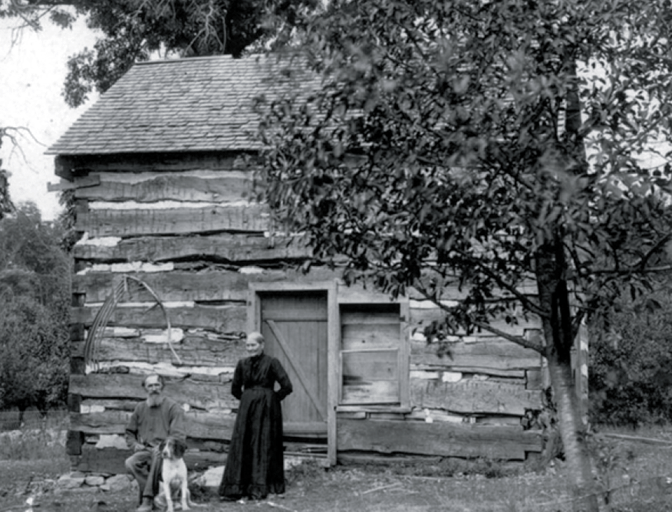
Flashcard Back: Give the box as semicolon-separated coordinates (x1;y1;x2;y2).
339;303;409;407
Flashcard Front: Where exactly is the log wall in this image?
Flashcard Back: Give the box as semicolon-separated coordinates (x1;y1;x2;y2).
59;152;545;474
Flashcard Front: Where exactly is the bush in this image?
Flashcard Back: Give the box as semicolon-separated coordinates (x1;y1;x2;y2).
590;291;672;426
0;203;71;413
0;295;70;412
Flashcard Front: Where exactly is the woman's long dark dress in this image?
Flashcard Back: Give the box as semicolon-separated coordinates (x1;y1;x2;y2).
219;353;293;500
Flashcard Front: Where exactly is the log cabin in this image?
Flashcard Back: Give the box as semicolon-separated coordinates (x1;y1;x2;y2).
47;54;581;475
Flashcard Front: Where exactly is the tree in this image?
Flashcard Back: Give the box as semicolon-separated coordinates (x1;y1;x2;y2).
1;0;318;107
0;127;20;219
0;161;14;220
0;203;71;414
259;1;672;509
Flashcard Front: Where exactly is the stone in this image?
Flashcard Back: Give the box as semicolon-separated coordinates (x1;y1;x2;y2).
285;456;304;470
103;474;133;492
95;434;127;449
85;475;105;486
58;473;86;489
196;466;224;488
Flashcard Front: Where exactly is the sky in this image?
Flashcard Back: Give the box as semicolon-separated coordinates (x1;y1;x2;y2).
0;15;99;221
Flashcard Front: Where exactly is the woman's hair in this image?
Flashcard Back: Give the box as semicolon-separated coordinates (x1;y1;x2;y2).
247;331;265;344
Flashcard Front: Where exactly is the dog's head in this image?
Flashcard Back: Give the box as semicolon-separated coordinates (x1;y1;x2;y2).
160;437;187;460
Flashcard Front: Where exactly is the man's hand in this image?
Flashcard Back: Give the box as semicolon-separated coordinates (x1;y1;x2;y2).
133;442;145;452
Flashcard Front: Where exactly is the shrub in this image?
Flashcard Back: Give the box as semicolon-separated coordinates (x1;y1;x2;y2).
590;290;672;426
0;204;71;413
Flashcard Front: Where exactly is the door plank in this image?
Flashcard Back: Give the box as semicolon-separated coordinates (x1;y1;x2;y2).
267;320;325;422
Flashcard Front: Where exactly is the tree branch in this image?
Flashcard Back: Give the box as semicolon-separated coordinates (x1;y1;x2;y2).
472;320;545;354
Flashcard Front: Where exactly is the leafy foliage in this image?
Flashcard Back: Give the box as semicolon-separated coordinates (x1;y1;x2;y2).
64;0;277;106
0;203;71;412
590;289;672;426
260;1;672;504
2;0;320;107
261;0;672;349
0;130;16;219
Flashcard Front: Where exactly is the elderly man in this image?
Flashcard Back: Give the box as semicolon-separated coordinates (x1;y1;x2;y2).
125;374;186;512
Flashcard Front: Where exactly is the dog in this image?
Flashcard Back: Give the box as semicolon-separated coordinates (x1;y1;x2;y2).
154;437;198;512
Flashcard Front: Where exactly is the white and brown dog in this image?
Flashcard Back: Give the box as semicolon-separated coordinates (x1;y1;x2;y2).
154;437;198;512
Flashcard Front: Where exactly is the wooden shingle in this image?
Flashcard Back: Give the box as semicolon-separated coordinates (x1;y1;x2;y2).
47;54;316;156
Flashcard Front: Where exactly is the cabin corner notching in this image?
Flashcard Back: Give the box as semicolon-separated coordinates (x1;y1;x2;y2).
50;55;548;476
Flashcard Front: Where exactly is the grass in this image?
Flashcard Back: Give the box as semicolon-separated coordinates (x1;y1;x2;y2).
2;420;672;511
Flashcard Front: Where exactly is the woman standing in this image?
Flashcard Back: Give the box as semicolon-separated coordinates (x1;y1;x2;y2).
219;331;293;501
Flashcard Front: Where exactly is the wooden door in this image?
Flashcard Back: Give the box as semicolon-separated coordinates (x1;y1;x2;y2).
256;290;329;436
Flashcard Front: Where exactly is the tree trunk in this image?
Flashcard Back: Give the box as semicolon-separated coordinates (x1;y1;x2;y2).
546;351;600;512
536;239;600;512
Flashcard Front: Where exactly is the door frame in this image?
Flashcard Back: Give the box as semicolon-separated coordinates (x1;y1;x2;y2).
248;280;339;466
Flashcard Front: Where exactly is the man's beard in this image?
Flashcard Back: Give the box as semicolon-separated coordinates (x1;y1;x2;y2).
147;393;162;407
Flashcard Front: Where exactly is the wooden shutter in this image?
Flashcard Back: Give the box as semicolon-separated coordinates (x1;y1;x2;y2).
339;303;408;406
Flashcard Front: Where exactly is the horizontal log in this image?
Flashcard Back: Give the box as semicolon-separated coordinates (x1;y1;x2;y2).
71;303;246;332
80;399;140;412
73;442;322;475
73;233;311;263
73;267;336;303
76;204;270;237
56;152;255;178
410;307;539;335
411;338;541;371
476;416;524;426
70;410;326;440
337;419;542;460
70;374;238;412
71;335;248;367
410;379;541;416
48;175;101;191
406;278;537;303
410;366;525;379
404;409;465;423
71;410;235;440
337;452;442;466
75;173;255;203
73;445;228;474
74;268;412;311
71;410;134;435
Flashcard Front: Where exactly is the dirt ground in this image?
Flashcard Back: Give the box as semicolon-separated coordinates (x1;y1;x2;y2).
0;459;557;512
3;430;672;512
2;454;672;512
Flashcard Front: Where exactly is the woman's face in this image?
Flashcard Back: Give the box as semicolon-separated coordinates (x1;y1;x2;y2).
246;337;264;356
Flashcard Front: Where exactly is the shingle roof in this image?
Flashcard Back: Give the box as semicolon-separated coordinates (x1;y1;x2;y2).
47;54;317;156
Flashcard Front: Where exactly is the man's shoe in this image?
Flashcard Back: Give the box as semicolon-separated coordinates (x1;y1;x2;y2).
136;497;153;512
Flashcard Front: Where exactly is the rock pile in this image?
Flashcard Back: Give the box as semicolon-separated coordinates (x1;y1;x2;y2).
55;466;228;494
56;472;135;493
